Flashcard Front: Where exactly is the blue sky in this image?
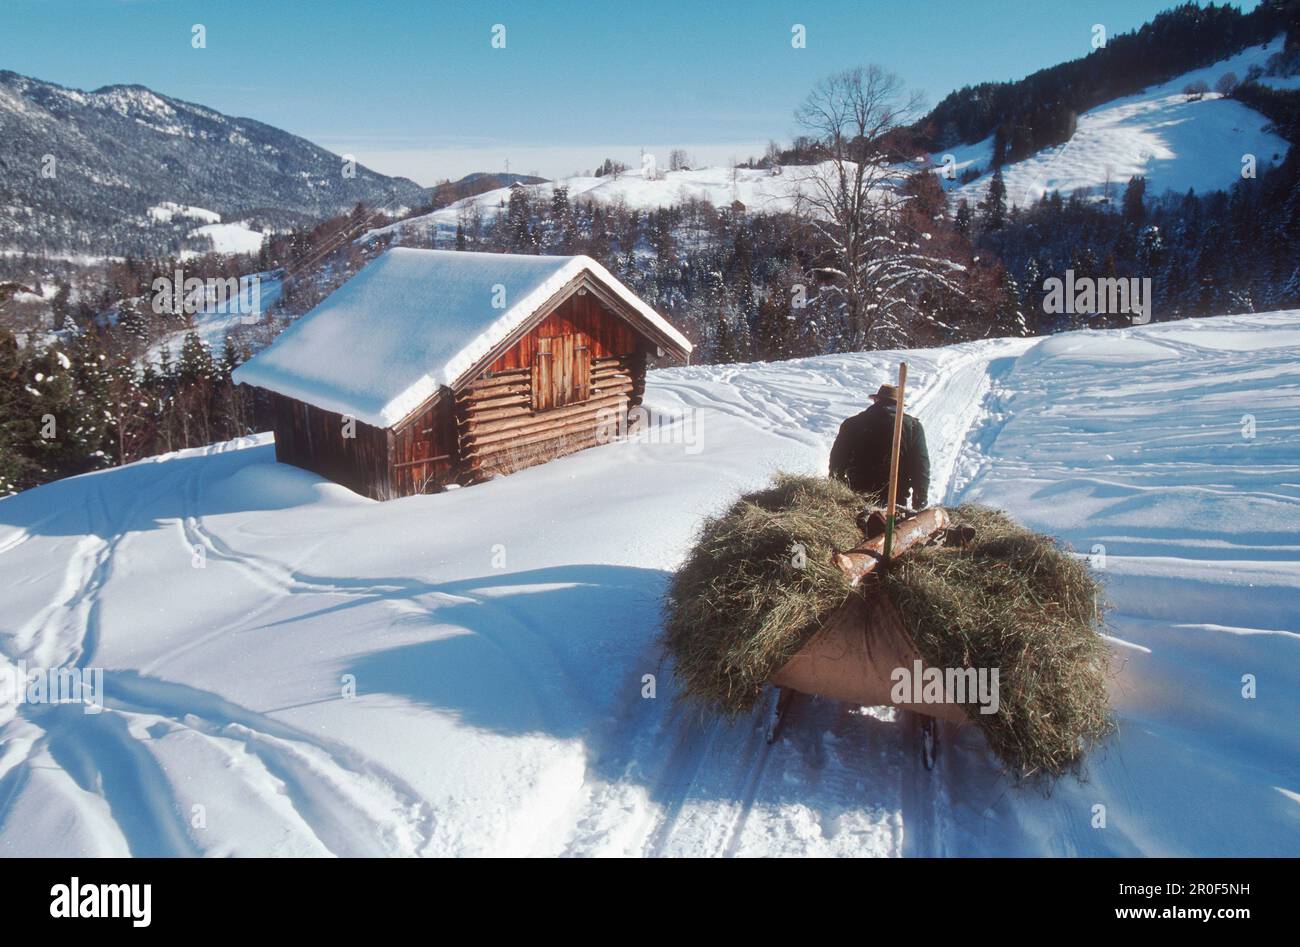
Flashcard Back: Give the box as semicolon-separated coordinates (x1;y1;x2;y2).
3;0;1261;185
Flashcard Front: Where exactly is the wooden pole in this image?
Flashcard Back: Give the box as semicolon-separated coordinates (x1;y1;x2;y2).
882;362;908;562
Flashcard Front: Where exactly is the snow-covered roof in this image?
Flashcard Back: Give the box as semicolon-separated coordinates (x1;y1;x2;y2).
232;248;692;428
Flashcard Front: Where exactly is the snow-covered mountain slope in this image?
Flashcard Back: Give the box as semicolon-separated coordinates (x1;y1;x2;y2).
0;71;428;257
937;37;1292;206
1;312;1297;856
363;162;833;244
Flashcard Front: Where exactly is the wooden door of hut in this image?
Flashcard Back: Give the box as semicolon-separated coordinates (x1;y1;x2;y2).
532;333;591;411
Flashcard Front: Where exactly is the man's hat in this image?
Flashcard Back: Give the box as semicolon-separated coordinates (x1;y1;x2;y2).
869;383;898;403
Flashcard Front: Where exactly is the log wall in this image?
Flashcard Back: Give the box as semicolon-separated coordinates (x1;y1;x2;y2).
457;352;644;478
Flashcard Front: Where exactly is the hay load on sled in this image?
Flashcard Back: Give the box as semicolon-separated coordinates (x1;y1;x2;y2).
663;366;1113;780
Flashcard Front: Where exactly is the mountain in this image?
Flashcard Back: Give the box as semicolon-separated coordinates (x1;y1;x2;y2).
454;172;547;188
933;36;1294;206
914;0;1297;160
0;72;430;258
0;308;1296;855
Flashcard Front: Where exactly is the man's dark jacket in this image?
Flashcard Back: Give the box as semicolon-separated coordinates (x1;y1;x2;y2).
829;402;930;507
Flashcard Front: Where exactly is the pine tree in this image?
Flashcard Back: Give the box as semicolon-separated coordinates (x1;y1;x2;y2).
0;331;41;494
954;200;973;236
979;170;1007;233
117;300;151;354
506;187;535;252
754;288;794;361
1122;176;1147;225
550;185;570;225
51;281;74;326
731;228;755;321
713;310;736;363
173;331;217;448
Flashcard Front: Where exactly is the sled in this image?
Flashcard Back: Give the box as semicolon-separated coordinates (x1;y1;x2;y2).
766;362;965;756
769;504;967;728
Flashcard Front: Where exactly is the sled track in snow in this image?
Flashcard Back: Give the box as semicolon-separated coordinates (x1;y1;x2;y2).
592;343;1037;857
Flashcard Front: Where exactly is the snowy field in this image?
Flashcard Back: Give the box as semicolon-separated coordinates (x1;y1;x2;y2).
363;162;839;245
0;311;1297;856
148;201;270;259
937;36;1292;206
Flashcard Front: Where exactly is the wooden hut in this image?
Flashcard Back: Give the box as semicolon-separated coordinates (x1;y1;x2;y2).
232;248;692;500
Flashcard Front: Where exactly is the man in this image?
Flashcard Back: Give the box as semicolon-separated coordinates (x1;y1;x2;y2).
829;383;930;508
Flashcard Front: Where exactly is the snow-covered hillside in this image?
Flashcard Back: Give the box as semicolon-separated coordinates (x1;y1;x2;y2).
1;312;1297;856
365;36;1298;250
936;36;1292;206
363;162;836;245
187;221;269;257
144;203;271;258
142;270;283;367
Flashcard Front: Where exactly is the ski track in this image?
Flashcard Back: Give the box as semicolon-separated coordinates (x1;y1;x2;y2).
1;447;436;858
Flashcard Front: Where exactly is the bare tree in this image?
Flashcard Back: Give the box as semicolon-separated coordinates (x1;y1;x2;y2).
793;66;967;348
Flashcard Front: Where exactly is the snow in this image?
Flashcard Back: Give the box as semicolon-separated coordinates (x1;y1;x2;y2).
143;204;267;256
144;203;266;257
1258;72;1300;91
362;163;841;244
231;248;692;428
186;222;268;257
11;283;59;305
147;202;222;225
2;310;1298;856
936;37;1292;206
0;250;123;265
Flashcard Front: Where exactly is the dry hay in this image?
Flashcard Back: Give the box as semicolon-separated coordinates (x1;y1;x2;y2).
663;474;1113;780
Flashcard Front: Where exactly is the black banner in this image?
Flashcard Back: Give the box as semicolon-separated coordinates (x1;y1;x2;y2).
1;856;1290;933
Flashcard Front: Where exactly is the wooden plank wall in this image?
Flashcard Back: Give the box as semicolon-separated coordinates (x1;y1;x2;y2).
270;392;392;500
483;291;637;372
531;334;591;411
388;392;458;497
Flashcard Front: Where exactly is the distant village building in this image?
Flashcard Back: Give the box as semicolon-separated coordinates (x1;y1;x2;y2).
233;248;692;500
